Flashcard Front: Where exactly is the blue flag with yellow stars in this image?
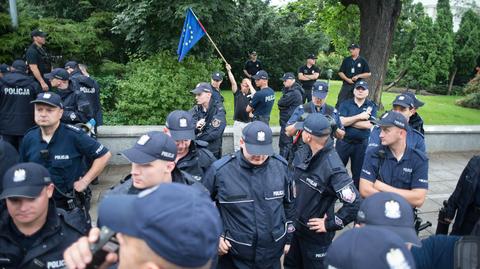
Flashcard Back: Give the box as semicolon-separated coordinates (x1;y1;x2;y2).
177;8;206;62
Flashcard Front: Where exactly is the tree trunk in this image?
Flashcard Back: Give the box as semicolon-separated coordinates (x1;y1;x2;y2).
340;0;402;105
447;68;457;95
384;68;407;92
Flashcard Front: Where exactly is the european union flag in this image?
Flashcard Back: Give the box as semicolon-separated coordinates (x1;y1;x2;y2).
177;8;206;62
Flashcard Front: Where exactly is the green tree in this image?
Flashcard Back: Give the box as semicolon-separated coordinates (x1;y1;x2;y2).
451;9;480;87
433;0;454;84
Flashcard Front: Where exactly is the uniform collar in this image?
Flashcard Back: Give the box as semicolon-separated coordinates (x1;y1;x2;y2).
238;149;270;169
308;101;325;113
38;123;64;144
304;138;334;167
384;145;411;162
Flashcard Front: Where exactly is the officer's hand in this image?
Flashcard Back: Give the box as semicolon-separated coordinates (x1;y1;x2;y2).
64;227;118;269
196;119;206;130
352;75;359;82
357;111;371;121
40;81;49;91
307;217;327;233
284;244;291;255
218;237;231;256
74;178;89;192
346;78;354;84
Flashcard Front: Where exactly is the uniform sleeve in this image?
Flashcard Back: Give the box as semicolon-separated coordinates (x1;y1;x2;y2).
278;91;301;109
313;65;321;73
287;105;304;125
339;58;348;73
196;107;226;143
243;61;249;70
26;48;39;65
62;92;92;124
297;66;303;74
189;107;200;122
360;149;379;182
362;58;370;73
326;167;361;231
370;102;378;118
201;165;218;201
338;102;349;117
283;170;295;243
250;90;264;109
411;155;428;189
416;135;426;153
332;109;343;129
75;132;109;159
367;127;381;149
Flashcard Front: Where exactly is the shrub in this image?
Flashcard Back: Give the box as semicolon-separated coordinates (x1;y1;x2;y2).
456;74;480;109
112;51;221;125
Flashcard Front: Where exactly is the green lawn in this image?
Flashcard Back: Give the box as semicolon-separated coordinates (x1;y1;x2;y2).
222;80;480;126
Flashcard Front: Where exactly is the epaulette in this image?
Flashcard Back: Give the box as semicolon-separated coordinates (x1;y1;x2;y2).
195;139;209;148
65;124;82;133
411;128;425;139
24;125;40;134
411;148;428;161
271;153;288;165
327;152;347;173
213;154;236;169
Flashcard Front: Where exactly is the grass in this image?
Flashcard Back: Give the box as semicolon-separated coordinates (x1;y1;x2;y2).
221;80;480;126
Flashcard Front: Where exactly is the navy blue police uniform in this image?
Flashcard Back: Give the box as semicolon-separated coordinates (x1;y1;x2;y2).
244;59;263;78
297;56;321;103
404;92;425;135
250;71;275;125
336;44;370;108
45;69;93;125
189;86;226;159
25;30;51;78
0;163;83;269
0;60;41;149
202;121;295;269
66;62;103;126
336;81;377;188
0;140;19;196
211;71;225;104
278;73;303;157
284;113;361;269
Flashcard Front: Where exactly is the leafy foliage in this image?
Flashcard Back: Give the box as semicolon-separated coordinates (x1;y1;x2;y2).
112;52;221;125
432;0;454;83
456;74;480;109
453;9;480;85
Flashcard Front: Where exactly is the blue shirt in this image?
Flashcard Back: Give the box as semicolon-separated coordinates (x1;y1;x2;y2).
368;125;426;153
287;102;343;129
338;98;377;140
361;146;429;190
251;87;275;117
19;123;109;195
411;235;460;269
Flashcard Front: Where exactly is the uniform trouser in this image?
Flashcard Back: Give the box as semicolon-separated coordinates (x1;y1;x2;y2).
0;134;22;151
233;120;249;151
218;254;281;269
254;115;270;126
335;83;355;108
284;232;334;269
279;125;293;158
304;89;312;103
335;138;368;189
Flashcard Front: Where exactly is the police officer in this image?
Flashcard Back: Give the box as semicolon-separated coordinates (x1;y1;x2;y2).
297;54;320;103
19;92;111;232
0;60;42;150
190;82;226;159
243;51;263;82
284;81;345;161
0;63;9;78
164;110;216;181
210;70;225;104
278;72;303;157
202;121;295;269
227;63;255;151
368;94;426;153
0;140;19;194
44;68;93;125
107;131;205;196
0;162;83;268
64;183;222;269
283;113;361;269
360;111;429;208
336;80;377;188
65;61;103;127
445;155;480;235
325;227;416;269
26;29;51;91
404;92;425;135
246;70;275;125
336;43;371;108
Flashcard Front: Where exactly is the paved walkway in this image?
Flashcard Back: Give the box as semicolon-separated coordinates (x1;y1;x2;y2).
90;151;480;238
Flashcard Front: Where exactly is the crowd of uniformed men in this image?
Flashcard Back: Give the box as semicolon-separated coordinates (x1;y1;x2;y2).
0;29;479;269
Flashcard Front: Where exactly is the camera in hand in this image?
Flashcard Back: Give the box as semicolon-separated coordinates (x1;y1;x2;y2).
86;226;119;269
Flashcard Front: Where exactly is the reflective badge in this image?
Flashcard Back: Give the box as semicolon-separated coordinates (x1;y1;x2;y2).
212;118;221;128
216;73;220;77
339;185;356;203
385;200;401;219
386;248;411;269
357;63;362;68
70;113;76;121
257;131;265;142
398;96;405;100
287;223;296;233
351;67;355;74
13;169;26;182
179;118;188;128
137;134;150;145
43;93;51;99
335;215;344;227
382;112;389;119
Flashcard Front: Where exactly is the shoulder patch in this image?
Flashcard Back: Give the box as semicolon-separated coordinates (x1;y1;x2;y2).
411;148;428;161
212;118;221;128
24;125;40;135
